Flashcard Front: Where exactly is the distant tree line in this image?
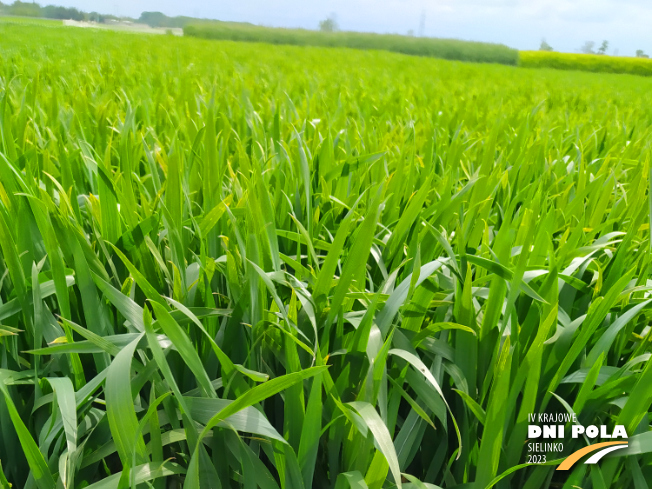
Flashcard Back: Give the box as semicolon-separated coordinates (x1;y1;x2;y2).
0;1;89;20
184;22;519;65
579;41;609;55
539;38;651;58
137;11;197;28
0;1;196;27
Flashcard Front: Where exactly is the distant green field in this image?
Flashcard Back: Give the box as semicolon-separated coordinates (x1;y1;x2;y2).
520;50;652;76
184;22;519;65
2;21;652;489
0;15;62;26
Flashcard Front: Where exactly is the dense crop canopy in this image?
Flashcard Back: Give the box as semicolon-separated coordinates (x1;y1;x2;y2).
1;21;652;489
183;22;519;65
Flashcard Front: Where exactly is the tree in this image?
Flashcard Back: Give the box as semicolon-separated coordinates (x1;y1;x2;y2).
8;1;40;17
539;39;553;51
636;49;649;58
597;40;609;55
42;5;85;21
319;15;338;32
580;41;595;54
139;11;169;27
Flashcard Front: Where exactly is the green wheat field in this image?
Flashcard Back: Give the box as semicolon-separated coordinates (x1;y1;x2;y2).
2;21;652;489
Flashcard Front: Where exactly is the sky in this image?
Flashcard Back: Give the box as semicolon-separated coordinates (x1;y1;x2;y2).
50;0;652;56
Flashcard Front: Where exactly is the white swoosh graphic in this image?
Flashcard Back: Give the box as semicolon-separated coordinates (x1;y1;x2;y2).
584;444;628;464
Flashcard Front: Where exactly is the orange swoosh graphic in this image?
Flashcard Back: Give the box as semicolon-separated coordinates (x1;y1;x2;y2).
556;441;628;471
